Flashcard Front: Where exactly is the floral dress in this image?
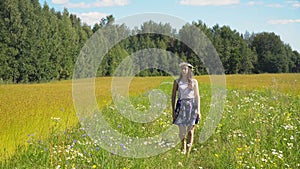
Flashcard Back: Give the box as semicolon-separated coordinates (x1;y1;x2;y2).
173;79;199;126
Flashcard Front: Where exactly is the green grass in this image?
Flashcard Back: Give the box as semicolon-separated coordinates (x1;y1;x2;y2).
1;75;300;168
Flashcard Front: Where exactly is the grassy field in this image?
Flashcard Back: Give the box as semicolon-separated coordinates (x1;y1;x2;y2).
0;74;299;168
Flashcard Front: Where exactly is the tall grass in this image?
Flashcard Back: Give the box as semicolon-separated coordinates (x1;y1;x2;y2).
1;74;299;168
0;77;165;161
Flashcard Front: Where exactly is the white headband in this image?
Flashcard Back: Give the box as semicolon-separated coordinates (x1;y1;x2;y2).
179;62;194;69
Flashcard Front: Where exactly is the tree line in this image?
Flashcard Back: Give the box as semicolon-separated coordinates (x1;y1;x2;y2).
0;0;299;83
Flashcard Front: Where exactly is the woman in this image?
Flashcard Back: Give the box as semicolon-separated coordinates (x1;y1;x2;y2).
172;62;200;156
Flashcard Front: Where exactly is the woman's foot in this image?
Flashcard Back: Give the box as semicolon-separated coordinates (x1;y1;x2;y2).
181;144;187;154
187;143;192;157
181;139;186;155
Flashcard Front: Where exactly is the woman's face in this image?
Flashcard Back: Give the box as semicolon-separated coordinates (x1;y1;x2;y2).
181;66;189;76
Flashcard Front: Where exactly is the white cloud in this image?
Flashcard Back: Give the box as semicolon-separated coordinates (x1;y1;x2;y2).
292;2;300;7
268;18;300;24
52;0;69;4
246;1;263;6
52;0;129;8
179;0;240;6
266;3;284;8
76;12;109;25
286;0;300;8
246;1;284;8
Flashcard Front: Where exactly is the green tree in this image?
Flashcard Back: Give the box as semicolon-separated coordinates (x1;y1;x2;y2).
0;0;23;82
252;32;289;73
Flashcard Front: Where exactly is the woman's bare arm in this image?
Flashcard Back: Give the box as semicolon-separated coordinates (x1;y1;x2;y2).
194;79;200;117
171;80;178;114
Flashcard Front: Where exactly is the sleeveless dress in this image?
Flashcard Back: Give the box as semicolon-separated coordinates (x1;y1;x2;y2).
173;79;199;126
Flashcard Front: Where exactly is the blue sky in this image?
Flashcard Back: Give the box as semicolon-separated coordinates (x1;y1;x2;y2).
39;0;300;52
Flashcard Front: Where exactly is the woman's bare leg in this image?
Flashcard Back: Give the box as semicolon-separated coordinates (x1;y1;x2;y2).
179;126;187;154
187;125;195;156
